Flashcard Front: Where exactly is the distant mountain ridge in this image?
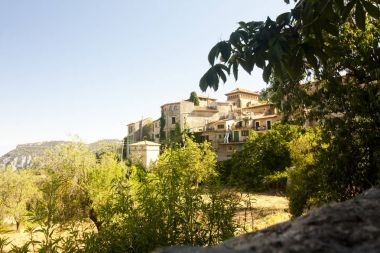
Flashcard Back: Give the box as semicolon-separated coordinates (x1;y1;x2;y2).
0;139;122;170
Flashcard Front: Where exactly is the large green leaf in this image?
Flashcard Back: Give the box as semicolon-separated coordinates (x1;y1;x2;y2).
199;73;209;92
362;1;380;18
206;68;219;91
342;0;356;20
276;12;291;26
219;41;232;62
355;2;366;30
215;65;227;83
229;31;241;47
263;64;272;83
233;62;239;81
208;44;220;66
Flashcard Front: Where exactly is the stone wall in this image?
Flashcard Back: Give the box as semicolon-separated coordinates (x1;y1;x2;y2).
157;187;380;253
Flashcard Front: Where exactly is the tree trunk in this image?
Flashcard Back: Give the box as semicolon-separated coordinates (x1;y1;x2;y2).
16;221;20;232
89;208;102;231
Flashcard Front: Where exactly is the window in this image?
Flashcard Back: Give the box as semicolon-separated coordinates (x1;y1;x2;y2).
267;120;272;130
155;134;160;138
219;134;223;139
217;124;224;129
201;135;209;142
241;130;249;136
255;122;260;130
172;117;176;124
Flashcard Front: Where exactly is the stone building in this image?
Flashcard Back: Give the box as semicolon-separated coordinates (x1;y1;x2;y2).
152;118;161;143
159;99;230;138
126;117;153;158
129;140;160;168
200;89;281;160
126;88;282;162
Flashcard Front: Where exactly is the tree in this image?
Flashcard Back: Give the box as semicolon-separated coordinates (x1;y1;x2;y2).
200;0;379;94
32;142;126;230
0;167;38;231
189;91;200;106
199;0;380;212
159;108;166;141
224;124;301;190
85;153;126;229
88;137;237;252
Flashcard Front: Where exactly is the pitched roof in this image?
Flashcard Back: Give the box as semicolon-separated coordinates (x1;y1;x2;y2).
129;140;161;146
225;88;260;96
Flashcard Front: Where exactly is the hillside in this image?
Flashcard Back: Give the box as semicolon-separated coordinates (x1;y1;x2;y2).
0;139;122;170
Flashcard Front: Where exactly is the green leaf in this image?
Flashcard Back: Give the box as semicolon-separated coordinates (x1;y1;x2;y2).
246;21;265;30
276;12;291;26
199;73;209;92
342;0;356;20
362;1;380;19
233;62;238;81
217;63;230;74
229;31;241;47
219;41;231;62
239;58;254;73
355;2;366;30
205;68;219;91
215;65;227;83
263;64;272;83
208;43;220;66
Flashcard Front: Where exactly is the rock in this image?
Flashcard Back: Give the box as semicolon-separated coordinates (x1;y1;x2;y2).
157;187;380;253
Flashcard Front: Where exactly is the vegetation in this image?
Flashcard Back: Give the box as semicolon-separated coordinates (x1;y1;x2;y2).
85;137;237;252
0;168;38;231
0;138;238;252
0;0;378;251
217;123;302;191
189;91;200;106
200;0;380;216
159;108;166;141
0;140;122;170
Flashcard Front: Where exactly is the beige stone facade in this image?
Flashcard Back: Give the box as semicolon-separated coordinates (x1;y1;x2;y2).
126;117;153;158
126;88;281;162
129;140;160;168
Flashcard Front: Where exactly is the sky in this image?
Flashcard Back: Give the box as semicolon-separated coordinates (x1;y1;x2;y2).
0;0;294;156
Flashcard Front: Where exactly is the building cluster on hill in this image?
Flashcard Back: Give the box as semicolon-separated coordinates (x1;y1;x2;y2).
126;88;281;165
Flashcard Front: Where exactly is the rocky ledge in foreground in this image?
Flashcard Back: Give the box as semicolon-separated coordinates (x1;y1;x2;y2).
158;187;380;253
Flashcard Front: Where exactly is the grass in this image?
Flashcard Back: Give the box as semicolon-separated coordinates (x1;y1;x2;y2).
234;191;290;234
1;192;290;251
0;222;95;252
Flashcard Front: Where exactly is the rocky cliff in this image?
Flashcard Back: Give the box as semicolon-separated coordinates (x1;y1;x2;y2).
0;140;122;170
158;187;380;253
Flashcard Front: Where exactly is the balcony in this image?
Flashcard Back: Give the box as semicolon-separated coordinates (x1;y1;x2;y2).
254;126;267;131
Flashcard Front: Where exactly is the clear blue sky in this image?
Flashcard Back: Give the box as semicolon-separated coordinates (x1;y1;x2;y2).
0;0;293;155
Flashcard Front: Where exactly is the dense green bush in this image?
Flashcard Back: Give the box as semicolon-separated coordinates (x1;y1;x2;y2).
262;170;288;191
223;123;302;191
80;137;238;253
286;128;322;217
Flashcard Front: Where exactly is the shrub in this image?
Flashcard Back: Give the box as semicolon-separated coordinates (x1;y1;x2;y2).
262;170;288;191
226;124;299;190
82;137;238;253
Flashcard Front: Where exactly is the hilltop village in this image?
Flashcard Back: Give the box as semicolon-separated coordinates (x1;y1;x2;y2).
126;88;281;165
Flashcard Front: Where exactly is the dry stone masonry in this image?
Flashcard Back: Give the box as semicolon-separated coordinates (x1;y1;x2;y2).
157;187;380;253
